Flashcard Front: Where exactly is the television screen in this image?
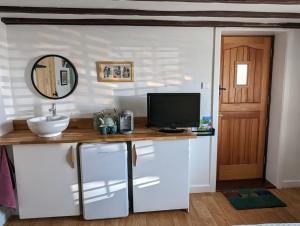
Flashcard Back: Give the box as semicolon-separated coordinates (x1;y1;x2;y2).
147;93;200;128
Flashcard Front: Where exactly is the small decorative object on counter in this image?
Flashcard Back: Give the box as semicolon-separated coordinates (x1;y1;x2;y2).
108;125;118;134
199;116;212;132
194;116;215;136
94;109;118;135
99;125;108;135
118;110;134;134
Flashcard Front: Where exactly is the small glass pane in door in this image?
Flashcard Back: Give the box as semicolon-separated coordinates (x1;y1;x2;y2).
236;64;248;85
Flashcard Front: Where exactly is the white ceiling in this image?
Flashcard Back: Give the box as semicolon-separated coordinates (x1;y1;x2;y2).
1;0;300;24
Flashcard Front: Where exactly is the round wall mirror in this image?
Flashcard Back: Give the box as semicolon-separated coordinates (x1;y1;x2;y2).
31;55;78;99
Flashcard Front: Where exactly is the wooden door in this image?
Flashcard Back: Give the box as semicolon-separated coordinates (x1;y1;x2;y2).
35;57;56;97
218;36;272;181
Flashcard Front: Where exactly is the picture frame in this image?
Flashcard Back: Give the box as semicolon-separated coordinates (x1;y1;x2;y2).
60;70;68;86
96;61;134;82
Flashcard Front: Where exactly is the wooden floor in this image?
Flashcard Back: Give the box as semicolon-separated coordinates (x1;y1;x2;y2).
6;188;300;226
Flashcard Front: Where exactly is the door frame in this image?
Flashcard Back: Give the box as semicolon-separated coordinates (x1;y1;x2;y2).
263;37;274;179
217;35;274;181
211;28;283;191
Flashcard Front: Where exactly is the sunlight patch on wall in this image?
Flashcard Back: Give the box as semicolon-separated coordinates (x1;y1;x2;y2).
5;26;212;118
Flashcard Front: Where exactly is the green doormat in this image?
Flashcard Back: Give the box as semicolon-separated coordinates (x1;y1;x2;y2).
222;189;286;210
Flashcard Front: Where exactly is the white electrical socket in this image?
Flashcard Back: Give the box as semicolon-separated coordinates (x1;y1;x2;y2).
201;82;210;90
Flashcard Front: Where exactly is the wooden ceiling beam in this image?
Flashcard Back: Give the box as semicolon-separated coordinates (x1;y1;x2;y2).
132;0;300;4
2;17;300;28
1;6;300;18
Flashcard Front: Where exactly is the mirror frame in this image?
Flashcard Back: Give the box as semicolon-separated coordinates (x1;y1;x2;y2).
31;54;78;100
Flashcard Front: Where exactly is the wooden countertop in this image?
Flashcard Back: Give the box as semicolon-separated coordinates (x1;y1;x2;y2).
0;126;196;145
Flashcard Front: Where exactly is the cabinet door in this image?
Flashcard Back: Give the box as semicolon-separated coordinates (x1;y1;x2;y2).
13;143;79;219
132;139;190;213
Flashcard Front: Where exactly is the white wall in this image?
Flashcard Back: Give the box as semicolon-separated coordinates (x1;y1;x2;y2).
266;32;288;187
266;30;300;188
0;20;13;226
5;25;216;192
6;26;213;119
189;136;213;192
278;30;300;187
0;23;13;136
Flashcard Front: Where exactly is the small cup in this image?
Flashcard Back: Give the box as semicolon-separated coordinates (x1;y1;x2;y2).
109;125;118;134
99;125;108;135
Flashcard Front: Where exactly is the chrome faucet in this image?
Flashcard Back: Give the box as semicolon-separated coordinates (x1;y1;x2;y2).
49;103;56;117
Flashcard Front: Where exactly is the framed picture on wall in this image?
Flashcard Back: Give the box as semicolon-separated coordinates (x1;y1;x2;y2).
96;61;134;82
60;70;68;86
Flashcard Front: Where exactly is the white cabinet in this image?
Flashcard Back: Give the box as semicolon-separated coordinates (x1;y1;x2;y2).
189;136;212;192
131;139;190;213
79;143;129;220
13;143;80;219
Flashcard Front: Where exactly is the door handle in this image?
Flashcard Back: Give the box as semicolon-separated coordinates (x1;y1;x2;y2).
67;145;75;169
219;86;226;95
219;85;226;91
132;144;137;167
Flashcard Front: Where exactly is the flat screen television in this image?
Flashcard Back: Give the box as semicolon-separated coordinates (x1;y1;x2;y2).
147;93;200;133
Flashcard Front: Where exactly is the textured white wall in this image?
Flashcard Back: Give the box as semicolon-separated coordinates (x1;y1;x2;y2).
0;20;13;226
278;30;300;188
266;32;288;187
266;30;300;188
0;23;13;136
6;26;213;119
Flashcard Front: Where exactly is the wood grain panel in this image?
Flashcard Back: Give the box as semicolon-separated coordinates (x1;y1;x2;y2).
0;117;195;145
218;112;260;165
248;48;256;102
241;46;249;103
218;111;264;180
6;188;300;226
35;57;56;97
2;18;300;28
3;6;300;18
219;163;262;180
218;36;272;181
220;103;262;112
229;48;237;103
133;0;300;4
221;45;265;105
0;128;195;145
254;50;263;102
222;48;230;103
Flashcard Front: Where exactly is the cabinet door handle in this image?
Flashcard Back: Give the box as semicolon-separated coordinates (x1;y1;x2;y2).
67;145;75;169
132;144;137;167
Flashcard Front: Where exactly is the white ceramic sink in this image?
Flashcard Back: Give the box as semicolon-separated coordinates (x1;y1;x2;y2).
27;115;70;137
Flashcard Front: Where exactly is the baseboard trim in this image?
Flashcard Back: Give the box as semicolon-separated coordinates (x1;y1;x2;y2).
281;179;300;188
189;184;212;193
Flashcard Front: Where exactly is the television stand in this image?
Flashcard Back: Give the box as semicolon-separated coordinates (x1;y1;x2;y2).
158;128;186;133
